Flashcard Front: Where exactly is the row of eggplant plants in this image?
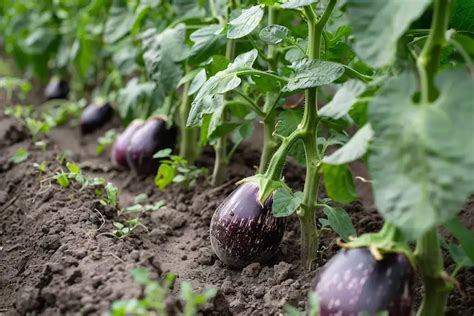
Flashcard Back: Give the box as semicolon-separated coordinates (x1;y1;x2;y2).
2;0;473;315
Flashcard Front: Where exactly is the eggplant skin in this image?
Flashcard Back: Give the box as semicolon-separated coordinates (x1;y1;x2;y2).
313;248;414;316
80;102;114;134
210;182;286;269
111;120;144;169
44;79;69;100
126;117;177;175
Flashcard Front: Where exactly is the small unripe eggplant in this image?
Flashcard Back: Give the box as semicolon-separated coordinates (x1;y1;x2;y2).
313;248;414;316
80;102;114;134
44;78;69;100
111;119;144;169
126;117;177;175
210;182;286;268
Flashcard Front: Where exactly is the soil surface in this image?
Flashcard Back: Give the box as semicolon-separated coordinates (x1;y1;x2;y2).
0;102;473;315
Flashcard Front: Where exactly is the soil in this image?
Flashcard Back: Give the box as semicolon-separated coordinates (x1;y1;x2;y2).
0;101;473;315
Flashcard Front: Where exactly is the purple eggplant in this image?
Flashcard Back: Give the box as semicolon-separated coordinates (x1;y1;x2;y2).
210;182;286;268
313;248;414;316
80;102;114;134
111;119;144;169
126;117;177;174
44;78;69;100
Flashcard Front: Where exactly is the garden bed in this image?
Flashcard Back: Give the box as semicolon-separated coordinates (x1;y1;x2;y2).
0;109;472;315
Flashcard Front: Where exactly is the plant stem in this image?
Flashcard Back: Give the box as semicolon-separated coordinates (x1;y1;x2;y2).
415;1;452;315
211;35;236;185
417;0;450;103
294;0;337;270
415;229;451;316
259;6;280;173
179;65;197;162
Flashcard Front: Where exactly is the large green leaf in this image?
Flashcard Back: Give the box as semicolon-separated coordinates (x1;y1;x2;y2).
104;1;135;44
284;59;344;92
368;69;474;239
189;25;226;64
322;123;373;165
187;49;258;126
227;6;264;39
142;25;187;100
345;0;430;67
319;80;365;119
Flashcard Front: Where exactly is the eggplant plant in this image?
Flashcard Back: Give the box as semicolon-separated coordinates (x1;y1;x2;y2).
202;0;372;269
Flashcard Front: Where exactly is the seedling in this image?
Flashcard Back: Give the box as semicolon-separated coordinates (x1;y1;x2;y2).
11;148;29;164
112;219;146;239
154;149;208;191
108;268;216;316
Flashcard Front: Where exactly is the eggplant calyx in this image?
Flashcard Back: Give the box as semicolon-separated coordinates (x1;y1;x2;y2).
237;174;290;206
337;222;416;269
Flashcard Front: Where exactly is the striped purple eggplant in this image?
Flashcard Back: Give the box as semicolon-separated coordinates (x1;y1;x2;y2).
210;182;286;268
44;78;69;100
126;117;177;175
313;248;414;316
80;102;113;134
111;119;144;169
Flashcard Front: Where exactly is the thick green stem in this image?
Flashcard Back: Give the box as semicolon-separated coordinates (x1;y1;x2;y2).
294;0;337;270
179;74;197;162
415;229;451;316
415;1;452;315
417;0;450;103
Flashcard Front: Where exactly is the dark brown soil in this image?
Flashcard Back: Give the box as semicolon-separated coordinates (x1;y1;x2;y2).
0;107;473;316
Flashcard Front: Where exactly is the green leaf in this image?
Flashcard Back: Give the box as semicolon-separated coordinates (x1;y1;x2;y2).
319;80;366;119
105;182;119;208
276;108;306;165
56;173;70;188
322;123;373;165
444;218;474;263
227;6;264;39
153;148;173;159
187;49;258;126
259;25;289;45
345;0;430;67
284;59;344;92
118;78;156;122
189;69;207;95
155;164;177;190
272;189;304;217
321;164;358;204
142;25;186;100
281;0;318;9
104;1;135;44
307;291;320;316
189;25;226;64
66;162;81;174
368;69;474;239
282;304;301;316
321;205;357;242
11;148;29;164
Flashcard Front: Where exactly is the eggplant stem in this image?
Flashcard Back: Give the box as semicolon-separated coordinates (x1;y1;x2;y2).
415;1;453;315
